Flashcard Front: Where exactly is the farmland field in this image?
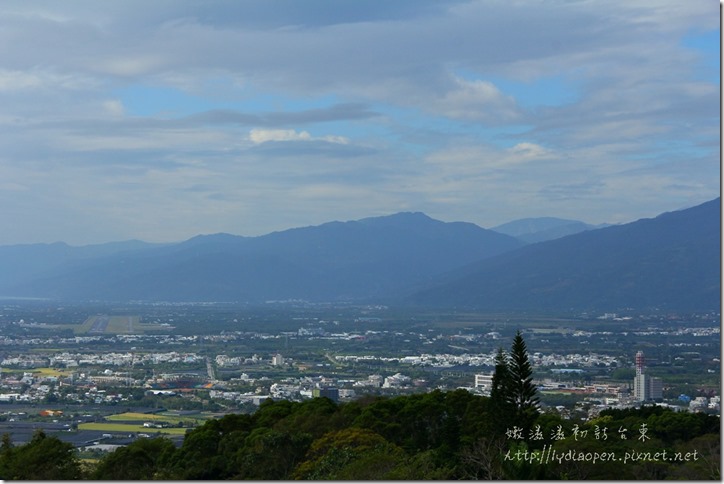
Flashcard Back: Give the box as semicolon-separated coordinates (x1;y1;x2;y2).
106;411;212;426
78;422;189;435
30;367;74;378
1;367;73;378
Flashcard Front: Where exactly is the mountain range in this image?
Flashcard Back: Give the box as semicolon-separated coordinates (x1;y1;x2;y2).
412;198;720;312
0;198;719;312
490;217;610;243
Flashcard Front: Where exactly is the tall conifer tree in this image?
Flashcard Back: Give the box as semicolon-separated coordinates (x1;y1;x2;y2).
507;330;540;429
490;347;510;407
490;346;514;435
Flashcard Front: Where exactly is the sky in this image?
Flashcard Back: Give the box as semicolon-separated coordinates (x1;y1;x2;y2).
0;0;719;245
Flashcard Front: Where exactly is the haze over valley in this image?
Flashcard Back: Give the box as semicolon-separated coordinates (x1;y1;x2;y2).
0;198;718;313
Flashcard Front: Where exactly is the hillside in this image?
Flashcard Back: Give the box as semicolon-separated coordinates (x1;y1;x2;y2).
0;240;165;290
490;217;608;243
1;200;718;311
410;198;720;312
0;212;523;303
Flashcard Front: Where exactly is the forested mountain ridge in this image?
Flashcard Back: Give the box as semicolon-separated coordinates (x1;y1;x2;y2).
0;199;718;312
0;240;164;291
410;198;720;312
0;212;523;302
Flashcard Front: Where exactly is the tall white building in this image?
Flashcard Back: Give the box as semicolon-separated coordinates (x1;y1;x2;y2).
634;373;647;400
634;374;662;401
633;351;662;401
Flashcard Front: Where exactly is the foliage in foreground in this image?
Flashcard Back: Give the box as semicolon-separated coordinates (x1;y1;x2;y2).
0;391;718;480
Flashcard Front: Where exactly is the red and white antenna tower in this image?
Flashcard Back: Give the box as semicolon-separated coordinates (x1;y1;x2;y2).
635;351;645;376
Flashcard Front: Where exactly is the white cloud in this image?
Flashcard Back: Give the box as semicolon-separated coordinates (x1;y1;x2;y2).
102;99;125;117
507;142;554;160
249;128;349;145
429;76;520;123
0;68;97;92
58;128;232;152
99;55;167;77
249;128;311;144
424;141;556;175
0;0;716;244
0;70;44;91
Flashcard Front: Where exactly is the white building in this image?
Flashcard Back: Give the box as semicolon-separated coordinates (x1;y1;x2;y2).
382;373;411;388
634;374;663;401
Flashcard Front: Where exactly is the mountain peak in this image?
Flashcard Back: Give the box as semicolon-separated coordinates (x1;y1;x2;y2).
492;217;589;235
490;217;603;243
181;233;245;246
412;198;719;311
356;211;438;227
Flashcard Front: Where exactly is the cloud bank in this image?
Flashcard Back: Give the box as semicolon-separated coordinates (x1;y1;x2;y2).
0;0;717;244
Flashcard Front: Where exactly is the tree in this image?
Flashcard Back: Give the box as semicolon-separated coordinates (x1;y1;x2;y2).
292;427;406;480
491;347;510;405
0;430;83;480
0;433;13;479
459;435;508;479
491;331;540;436
507;331;540;418
234;428;313;479
490;346;515;435
92;437;177;480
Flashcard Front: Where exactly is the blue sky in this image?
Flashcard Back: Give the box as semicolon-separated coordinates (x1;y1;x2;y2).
0;0;719;245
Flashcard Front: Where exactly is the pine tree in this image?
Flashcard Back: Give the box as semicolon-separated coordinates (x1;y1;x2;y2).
490;347;510;406
506;330;539;430
490;346;515;435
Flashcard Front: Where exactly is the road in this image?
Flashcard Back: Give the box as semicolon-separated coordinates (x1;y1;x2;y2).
205;357;216;381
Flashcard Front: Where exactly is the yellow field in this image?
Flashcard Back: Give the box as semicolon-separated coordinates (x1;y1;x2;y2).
1;367;72;378
30;367;74;378
106;412;209;426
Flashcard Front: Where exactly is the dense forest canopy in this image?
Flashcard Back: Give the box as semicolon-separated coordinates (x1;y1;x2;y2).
0;391;718;480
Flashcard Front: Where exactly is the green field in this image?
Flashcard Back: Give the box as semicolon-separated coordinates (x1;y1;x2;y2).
78;422;189;435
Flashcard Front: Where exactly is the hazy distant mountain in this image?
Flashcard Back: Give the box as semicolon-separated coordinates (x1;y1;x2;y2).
491;217;609;243
0;212;523;303
410;198;720;312
0;240;165;291
1;201;717;311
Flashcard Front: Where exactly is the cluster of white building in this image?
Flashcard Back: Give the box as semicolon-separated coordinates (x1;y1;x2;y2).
531;352;619;367
215;354;263;367
1;351;203;369
689;395;720;412
215;353;285;367
336;351;619;369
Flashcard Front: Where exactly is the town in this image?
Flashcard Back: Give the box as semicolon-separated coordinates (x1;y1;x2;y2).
0;301;719;451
